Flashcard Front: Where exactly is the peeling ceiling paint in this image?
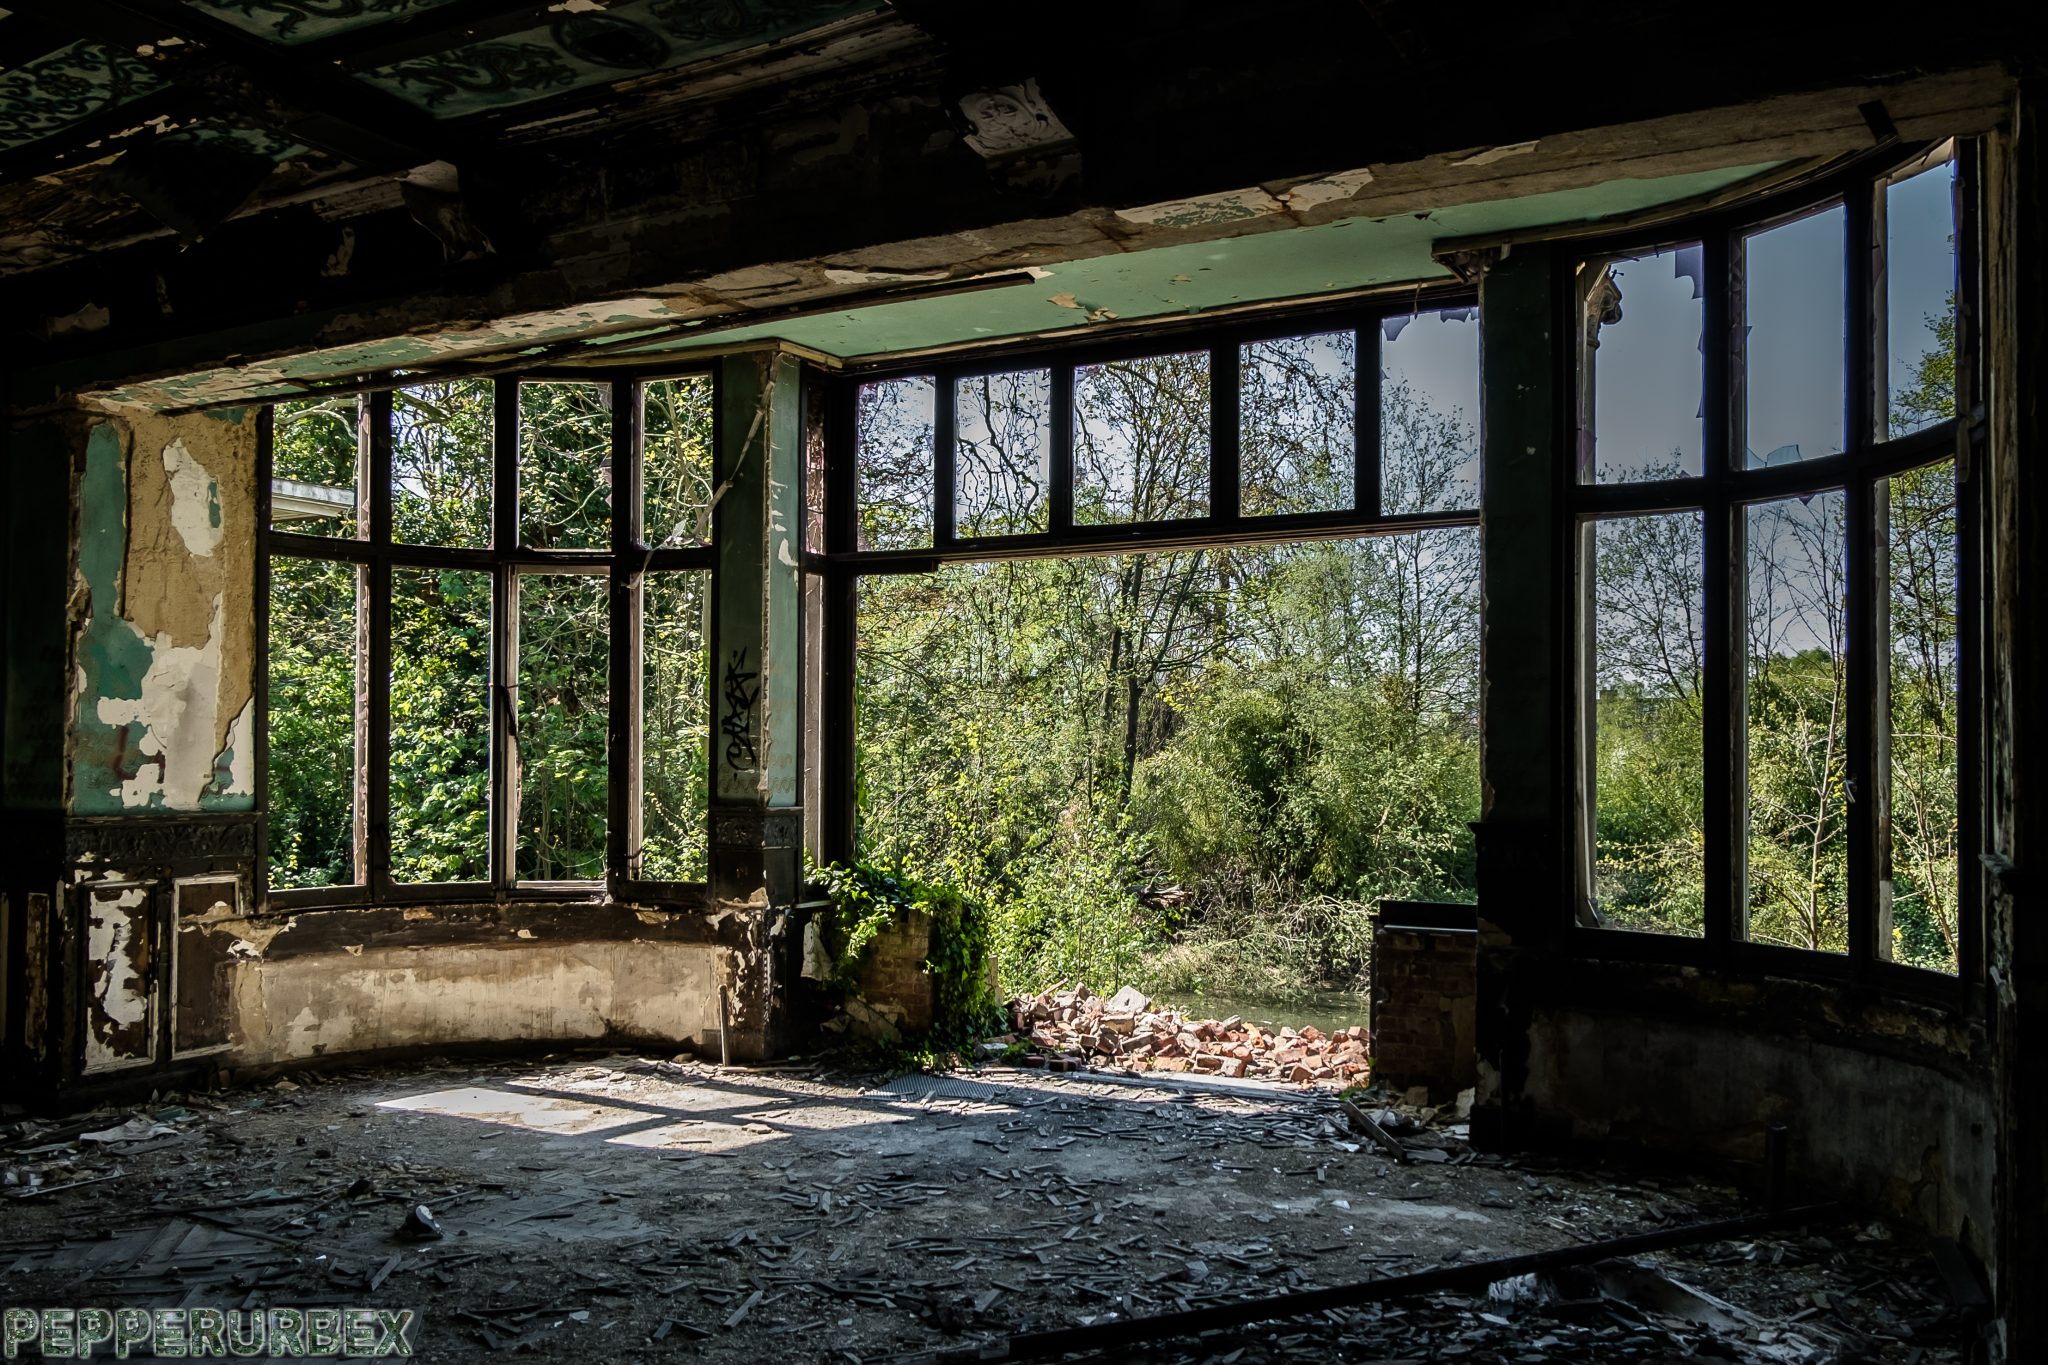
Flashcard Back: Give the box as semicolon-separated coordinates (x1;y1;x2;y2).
97;159;1783;406
618;160;1783;361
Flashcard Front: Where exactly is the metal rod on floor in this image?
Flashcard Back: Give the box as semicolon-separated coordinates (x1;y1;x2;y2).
928;1201;1841;1363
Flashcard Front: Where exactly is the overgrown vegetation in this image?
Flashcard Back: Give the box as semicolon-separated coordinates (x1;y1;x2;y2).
808;859;1002;1041
266;378;712;890
1587;308;1962;969
855;328;1482;1001
264;278;1962;994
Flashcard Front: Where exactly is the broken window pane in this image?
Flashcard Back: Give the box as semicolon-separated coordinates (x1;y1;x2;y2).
393;380;493;548
1240;330;1355;517
1074;351;1210;524
1381;307;1480;513
856;375;935;550
267;556;358;888
1585;245;1706;482
1886;459;1960;972
518;572;609;881
389;566;491;883
1885;155;1958;437
521;381;612;550
641;570;710;882
954;368;1051;537
270;397;360;537
1742;205;1846;467
1744;490;1849;953
642;374;714;549
1589;512;1706;934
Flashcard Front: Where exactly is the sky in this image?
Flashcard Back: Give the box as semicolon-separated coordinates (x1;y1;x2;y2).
856;157;1956;546
1593;158;1956;480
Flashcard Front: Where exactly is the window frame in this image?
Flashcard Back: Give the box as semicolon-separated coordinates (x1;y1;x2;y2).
257;366;719;910
815;291;1485;865
1565;141;1984;1002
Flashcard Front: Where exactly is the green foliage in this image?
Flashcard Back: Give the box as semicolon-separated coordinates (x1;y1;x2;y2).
266;379;715;891
809;860;1002;1041
855;348;1480;999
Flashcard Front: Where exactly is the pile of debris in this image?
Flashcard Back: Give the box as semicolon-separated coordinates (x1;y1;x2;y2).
1007;985;1370;1084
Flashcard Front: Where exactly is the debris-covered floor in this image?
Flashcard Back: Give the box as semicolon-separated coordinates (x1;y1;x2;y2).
2;1053;1977;1362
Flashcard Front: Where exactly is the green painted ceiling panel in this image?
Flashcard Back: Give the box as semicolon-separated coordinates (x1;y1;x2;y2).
185;0;463;46
0;40;166;151
627;162;1782;362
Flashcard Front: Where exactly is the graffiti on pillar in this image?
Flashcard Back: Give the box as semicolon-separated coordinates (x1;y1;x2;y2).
721;646;761;771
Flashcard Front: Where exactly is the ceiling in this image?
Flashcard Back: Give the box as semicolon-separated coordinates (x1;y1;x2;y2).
613;161;1783;364
85;156;1790;407
0;0;890;201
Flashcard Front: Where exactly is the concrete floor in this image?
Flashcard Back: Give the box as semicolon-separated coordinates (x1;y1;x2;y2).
1;1053;1970;1362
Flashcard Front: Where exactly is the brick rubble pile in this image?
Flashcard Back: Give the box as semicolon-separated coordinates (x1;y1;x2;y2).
1007;984;1370;1085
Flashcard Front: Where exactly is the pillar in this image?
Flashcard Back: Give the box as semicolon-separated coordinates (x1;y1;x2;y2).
1470;243;1567;1148
708;351;808;905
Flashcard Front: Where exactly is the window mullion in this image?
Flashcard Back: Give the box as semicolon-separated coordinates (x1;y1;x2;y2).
1702;230;1739;951
491;381;520;891
364;390;394;899
1356;325;1383;518
933;371;956;546
1955;137;1986;987
1210;343;1241;524
610;377;641;889
1845;180;1883;968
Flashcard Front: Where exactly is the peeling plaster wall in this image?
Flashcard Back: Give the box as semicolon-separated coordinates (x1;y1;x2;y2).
224;941;724;1065
68;407;257;814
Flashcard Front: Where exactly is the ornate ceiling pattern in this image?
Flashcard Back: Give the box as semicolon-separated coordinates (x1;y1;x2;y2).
0;39;165;151
187;0;462;45
0;0;888;255
361;0;877;114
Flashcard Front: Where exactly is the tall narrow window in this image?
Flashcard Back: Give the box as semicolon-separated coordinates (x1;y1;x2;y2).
644;375;715;548
269;397;359;537
1885;151;1959;438
521;382;611;550
642;570;710;882
856;375;935;550
1743;492;1850;953
1382;307;1479;513
1741;206;1846;467
264;369;716;903
1240;330;1355;516
1589;512;1706;934
1884;461;1959;970
267;557;359;888
1573;141;1975;980
1582;244;1706;483
393;381;492;548
389;566;491;884
517;573;609;882
954;368;1051;536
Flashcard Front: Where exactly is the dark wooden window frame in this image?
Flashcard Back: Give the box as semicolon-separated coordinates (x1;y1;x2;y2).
257;367;719;911
813;293;1485;868
1564;140;1985;1007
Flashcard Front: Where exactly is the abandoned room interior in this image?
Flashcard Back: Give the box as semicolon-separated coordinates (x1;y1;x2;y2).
1;3;2043;1360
